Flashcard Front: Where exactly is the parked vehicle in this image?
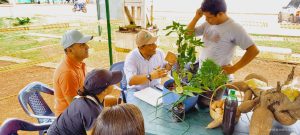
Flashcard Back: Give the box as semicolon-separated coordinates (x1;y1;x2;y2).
72;0;87;13
278;0;300;23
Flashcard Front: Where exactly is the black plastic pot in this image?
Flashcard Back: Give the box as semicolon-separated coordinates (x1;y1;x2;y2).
172;103;185;122
197;88;225;109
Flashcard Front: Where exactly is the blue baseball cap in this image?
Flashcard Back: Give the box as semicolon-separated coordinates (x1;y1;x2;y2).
84;69;122;95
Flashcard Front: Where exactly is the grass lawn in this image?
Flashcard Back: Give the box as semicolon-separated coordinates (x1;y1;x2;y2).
0;32;59;56
255;40;300;54
0;17;300;63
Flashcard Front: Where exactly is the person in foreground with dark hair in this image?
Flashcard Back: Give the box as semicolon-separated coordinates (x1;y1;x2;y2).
92;104;145;135
47;69;122;135
187;0;259;80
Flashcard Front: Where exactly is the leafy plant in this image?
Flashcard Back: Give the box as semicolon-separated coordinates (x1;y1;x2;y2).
13;17;31;26
163;21;204;106
164;21;228;108
189;59;229;91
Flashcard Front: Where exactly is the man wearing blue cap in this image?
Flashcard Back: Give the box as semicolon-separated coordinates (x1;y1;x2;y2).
48;69;123;135
53;30;93;116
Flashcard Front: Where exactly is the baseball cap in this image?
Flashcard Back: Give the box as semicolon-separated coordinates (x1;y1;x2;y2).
61;30;93;49
84;69;122;95
136;30;158;47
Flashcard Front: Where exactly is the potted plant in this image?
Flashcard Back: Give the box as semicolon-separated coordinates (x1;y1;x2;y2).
162;21;229;121
190;59;229;108
162;21;204;120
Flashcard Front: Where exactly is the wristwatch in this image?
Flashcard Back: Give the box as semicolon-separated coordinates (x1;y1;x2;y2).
146;74;152;81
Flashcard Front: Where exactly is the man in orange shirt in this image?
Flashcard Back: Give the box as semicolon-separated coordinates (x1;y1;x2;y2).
53;30;93;116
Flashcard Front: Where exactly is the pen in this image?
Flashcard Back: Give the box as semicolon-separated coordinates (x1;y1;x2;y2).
154;85;163;91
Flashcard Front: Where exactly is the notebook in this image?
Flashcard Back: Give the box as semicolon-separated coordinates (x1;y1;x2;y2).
133;87;163;107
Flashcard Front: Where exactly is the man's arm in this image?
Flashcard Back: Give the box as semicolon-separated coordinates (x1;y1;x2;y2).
59;71;80;105
129;67;168;86
187;9;203;35
64;96;74;104
223;45;259;74
129;74;150;86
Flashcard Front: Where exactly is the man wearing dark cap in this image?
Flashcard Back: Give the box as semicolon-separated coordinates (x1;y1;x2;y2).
47;69;122;135
53;30;93;116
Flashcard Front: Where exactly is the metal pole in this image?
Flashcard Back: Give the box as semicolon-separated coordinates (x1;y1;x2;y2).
105;0;113;66
96;0;101;36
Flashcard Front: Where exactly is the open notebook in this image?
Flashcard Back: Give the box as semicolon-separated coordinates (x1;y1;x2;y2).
133;87;163;107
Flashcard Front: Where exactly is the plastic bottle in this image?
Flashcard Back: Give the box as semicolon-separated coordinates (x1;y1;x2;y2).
222;87;229;99
222;89;238;135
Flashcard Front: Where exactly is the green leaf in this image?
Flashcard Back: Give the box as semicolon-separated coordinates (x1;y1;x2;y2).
164;25;173;30
165;31;174;36
172;71;181;87
187;72;193;81
183;86;203;94
183;91;195;97
174;95;187;107
175;86;183;94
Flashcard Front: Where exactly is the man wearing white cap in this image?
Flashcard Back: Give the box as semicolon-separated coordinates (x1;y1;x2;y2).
124;30;176;91
53;29;93;116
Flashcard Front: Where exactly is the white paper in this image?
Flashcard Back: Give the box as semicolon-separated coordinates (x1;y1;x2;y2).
133;87;163;107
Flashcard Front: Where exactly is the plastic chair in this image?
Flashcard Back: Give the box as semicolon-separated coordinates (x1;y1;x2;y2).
0;118;51;135
109;61;127;103
18;82;56;135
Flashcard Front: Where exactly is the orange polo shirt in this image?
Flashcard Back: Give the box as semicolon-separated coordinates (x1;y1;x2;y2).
53;55;86;116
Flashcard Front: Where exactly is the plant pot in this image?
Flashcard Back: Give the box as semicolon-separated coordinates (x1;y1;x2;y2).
197;87;226;109
172;103;185;122
162;79;198;112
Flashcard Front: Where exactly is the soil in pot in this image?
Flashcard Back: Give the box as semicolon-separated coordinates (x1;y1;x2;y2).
166;81;176;91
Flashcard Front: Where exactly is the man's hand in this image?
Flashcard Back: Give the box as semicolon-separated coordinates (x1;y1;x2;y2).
187;8;203;35
195;8;203;19
165;51;177;66
151;66;168;79
222;65;236;75
222;45;259;75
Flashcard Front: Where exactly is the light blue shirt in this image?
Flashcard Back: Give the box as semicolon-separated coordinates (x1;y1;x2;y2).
124;48;167;90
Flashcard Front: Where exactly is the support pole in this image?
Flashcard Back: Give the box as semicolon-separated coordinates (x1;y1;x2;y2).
96;0;101;36
105;0;113;66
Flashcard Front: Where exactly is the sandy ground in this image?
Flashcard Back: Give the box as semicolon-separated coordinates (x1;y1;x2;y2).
0;61;55;135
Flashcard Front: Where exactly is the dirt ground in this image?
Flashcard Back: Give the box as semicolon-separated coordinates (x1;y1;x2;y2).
0;61;55;128
0;58;299;134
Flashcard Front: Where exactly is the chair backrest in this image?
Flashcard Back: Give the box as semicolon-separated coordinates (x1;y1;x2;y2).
0;118;51;135
109;61;127;90
110;61;127;103
18;82;55;124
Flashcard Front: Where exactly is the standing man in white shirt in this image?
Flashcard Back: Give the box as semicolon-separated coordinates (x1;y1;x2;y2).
124;30;176;90
187;0;259;78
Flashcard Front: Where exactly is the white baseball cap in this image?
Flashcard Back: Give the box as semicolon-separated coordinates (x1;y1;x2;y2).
136;30;158;47
61;30;93;49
